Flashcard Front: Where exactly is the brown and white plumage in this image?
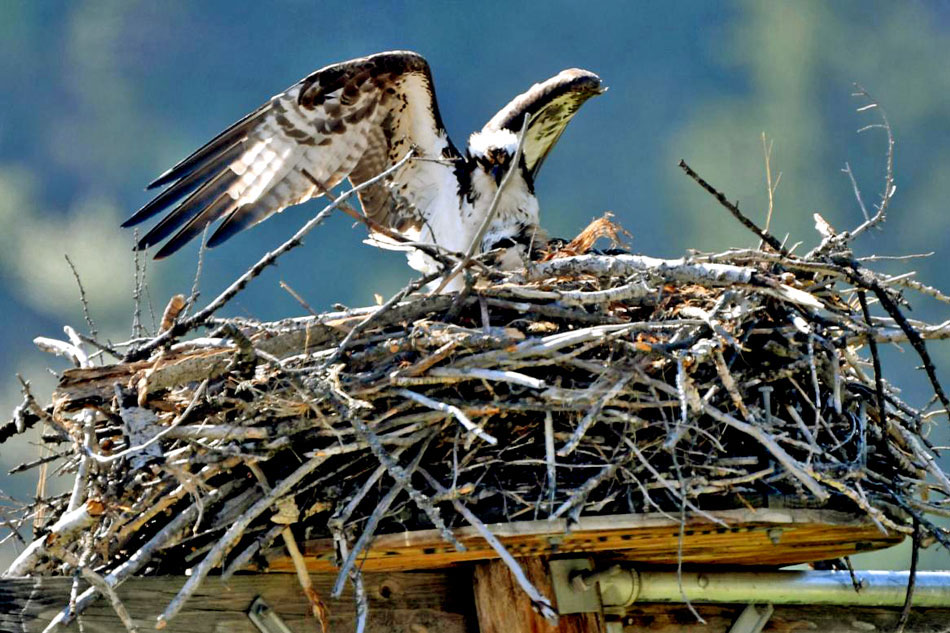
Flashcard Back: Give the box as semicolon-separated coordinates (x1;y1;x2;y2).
125;51;604;283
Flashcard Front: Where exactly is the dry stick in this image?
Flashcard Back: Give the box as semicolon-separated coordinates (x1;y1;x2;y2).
842;162;871;223
78;567;139;633
281;526;328;633
857;291;888;428
543;411;556;515
246;461;327;631
42;497;209;631
345;414;462;551
759;132;781;245
558;372;633;456
74;331;122;361
895;517;921;633
183;228;209;318
322;270;442;367
419;468;558;622
678;159;789;256
623;438;727;526
351;567;369;633
65;410;97;514
673;450;706;624
849;85;895;241
330;437;432;597
432;113;531;294
64;254;98;340
91;380;208;465
398;388;497;446
550;459;623;519
155;454;329;628
329;446;410;531
809;87;895;257
220;523;284;581
125;151;416;362
853;269;950;415
131;229;144;338
700;402;829;501
280;280;318;316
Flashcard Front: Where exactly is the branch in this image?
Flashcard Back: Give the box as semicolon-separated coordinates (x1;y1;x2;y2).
679;159;788;255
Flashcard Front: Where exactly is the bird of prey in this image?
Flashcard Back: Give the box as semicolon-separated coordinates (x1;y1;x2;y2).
123;51;604;287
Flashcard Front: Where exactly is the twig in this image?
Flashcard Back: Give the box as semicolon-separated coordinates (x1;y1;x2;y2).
701;401;829;501
78;566;139;633
280;280;318;316
852;268;950;414
857;291;888;428
183;228;208;317
760;132;781;241
849;85;895;240
156;455;330;628
419;468;558;622
64;254;97;340
558;372;633;456
678;159;788;255
398;388;497;446
323;270;441;367
91;380;208;465
895;517;920;633
331;438;432;597
544;411;556;515
131;229;144;338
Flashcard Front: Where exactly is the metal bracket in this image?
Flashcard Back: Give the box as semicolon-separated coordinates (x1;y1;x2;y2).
247;596;295;633
550;559;641;615
727;603;774;633
550;558;601;614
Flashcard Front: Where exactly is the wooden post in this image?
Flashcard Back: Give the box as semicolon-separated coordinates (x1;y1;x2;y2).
473;557;604;633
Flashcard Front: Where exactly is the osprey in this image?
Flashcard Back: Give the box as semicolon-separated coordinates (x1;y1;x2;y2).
123;51;604;287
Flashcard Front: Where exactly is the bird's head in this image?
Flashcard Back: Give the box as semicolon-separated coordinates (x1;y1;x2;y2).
468;128;520;186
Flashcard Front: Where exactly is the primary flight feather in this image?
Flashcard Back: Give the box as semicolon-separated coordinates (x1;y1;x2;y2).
124;51;604;287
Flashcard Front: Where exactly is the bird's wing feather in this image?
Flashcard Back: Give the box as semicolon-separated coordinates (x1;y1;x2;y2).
482;69;603;178
124;51;460;258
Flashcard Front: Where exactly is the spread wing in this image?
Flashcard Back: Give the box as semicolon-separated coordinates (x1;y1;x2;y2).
482;69;604;179
123;51;460;258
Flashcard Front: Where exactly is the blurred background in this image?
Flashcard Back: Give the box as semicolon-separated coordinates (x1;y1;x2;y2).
2;1;950;570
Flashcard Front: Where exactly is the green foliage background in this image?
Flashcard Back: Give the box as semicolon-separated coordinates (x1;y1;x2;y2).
2;1;949;570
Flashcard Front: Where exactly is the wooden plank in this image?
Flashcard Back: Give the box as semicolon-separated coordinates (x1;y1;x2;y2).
265;509;903;573
620;603;950;632
473;558;603;633
0;571;475;633
5;572;947;633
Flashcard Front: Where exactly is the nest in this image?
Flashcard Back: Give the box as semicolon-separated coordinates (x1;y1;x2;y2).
4;162;950;628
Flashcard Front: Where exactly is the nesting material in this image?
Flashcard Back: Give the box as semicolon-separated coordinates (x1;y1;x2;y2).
5;113;950;628
5;227;950;626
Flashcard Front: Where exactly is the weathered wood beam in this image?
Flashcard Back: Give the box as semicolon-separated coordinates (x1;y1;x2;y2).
473;557;604;633
265;509;904;573
4;570;949;632
0;572;475;633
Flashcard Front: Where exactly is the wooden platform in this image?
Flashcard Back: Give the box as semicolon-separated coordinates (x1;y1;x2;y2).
3;571;948;633
265;508;904;573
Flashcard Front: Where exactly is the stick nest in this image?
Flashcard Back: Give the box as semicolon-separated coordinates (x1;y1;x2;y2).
4;118;950;624
7;239;950;583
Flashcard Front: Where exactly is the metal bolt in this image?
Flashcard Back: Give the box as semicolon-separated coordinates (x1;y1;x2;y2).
767;527;783;545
